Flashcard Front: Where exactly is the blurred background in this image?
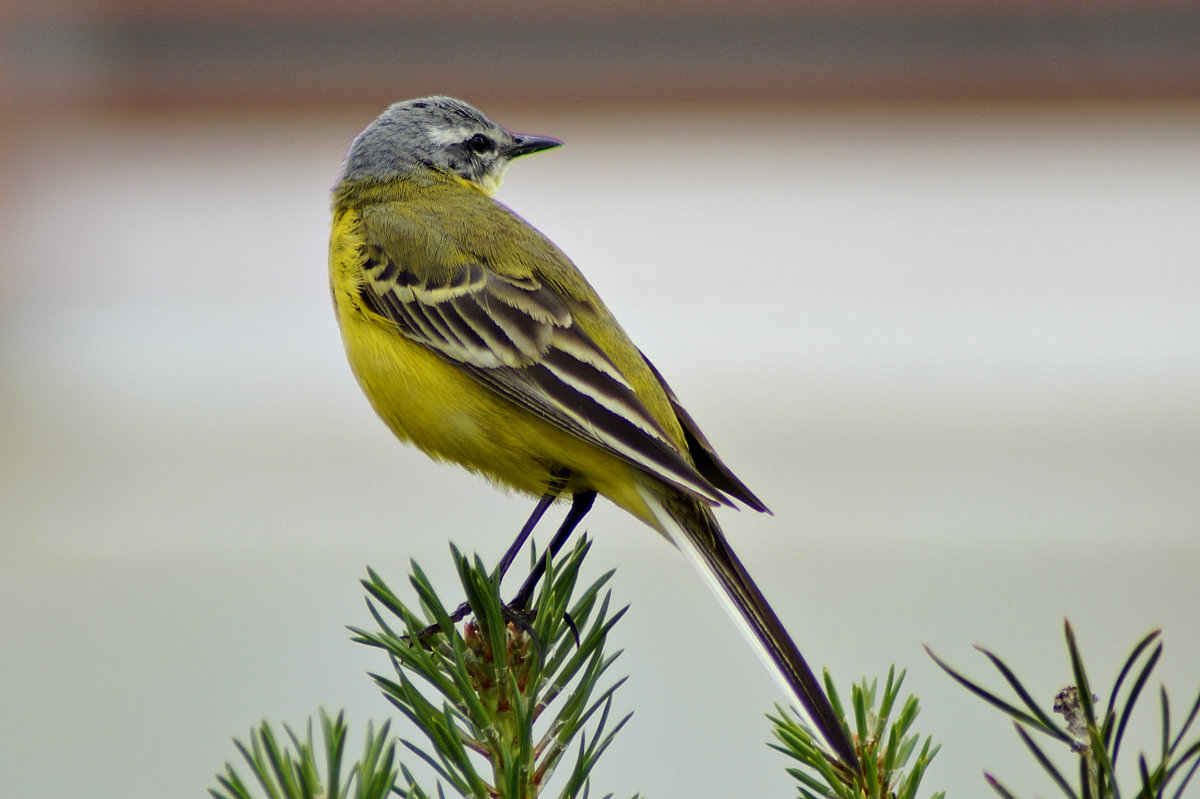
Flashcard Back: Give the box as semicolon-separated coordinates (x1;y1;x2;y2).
2;2;1199;797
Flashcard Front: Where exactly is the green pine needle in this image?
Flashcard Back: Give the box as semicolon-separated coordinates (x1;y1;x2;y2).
358;536;630;798
212;538;634;799
209;710;398;799
929;622;1200;799
768;667;944;799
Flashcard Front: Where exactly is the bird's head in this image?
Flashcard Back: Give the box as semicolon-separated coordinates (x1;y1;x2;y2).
340;96;562;196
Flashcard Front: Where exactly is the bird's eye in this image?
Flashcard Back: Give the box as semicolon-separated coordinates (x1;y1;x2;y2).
464;133;495;155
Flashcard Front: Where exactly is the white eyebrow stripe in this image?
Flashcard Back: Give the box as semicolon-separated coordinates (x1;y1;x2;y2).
427;126;474;146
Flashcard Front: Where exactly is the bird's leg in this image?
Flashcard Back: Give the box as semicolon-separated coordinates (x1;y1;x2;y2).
409;470;570;644
503;490;597;653
492;469;571;583
508;489;596;612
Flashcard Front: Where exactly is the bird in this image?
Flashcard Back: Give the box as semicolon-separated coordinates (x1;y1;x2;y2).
329;95;858;771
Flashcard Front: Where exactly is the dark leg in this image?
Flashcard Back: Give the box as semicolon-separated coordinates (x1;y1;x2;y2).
509;490;596;611
412;470;570;640
492;471;569;582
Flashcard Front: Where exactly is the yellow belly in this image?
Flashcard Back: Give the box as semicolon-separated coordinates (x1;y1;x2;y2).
329;211;657;526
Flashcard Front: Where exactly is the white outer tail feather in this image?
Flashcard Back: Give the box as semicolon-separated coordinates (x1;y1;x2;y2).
634;484;797;700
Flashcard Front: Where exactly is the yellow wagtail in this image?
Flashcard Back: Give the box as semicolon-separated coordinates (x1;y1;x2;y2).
329;96;857;769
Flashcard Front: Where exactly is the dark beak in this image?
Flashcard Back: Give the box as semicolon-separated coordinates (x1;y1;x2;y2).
507;133;563;158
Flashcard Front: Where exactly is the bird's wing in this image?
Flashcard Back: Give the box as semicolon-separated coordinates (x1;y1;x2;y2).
356;239;731;507
637;350;770;514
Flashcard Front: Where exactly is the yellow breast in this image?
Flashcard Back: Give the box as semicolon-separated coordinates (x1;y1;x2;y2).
328;205;659;525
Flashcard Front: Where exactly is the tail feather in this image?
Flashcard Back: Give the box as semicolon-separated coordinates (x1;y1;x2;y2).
637;485;859;772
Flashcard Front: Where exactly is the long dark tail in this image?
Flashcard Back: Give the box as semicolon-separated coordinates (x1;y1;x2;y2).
640;487;860;773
